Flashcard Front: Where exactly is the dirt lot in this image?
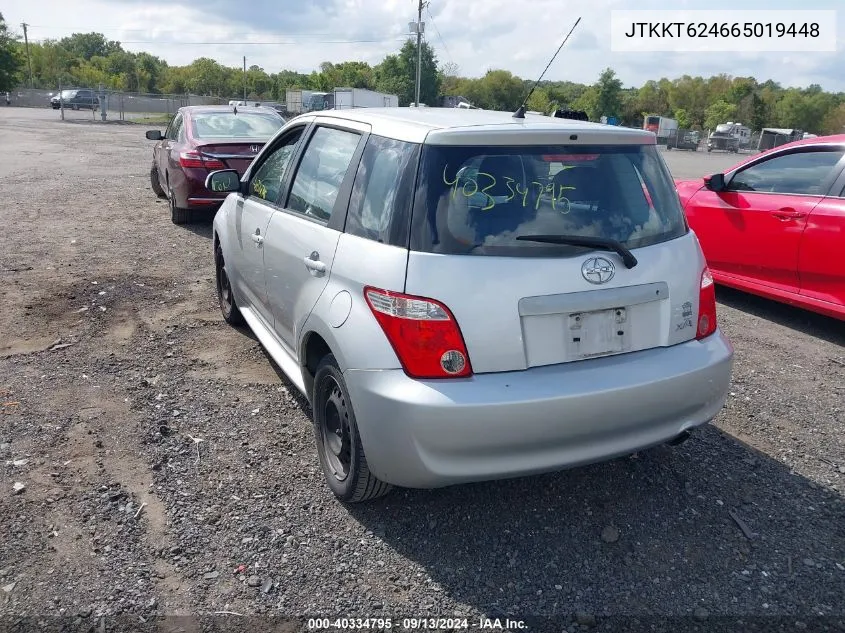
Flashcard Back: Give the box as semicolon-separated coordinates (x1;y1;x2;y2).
1;107;844;632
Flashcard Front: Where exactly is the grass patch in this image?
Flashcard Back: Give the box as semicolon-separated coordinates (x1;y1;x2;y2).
130;115;172;125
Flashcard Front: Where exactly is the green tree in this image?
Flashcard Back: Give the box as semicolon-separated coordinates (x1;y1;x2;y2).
594;68;622;118
28;40;73;88
635;80;670;118
545;81;587;108
525;87;551;113
244;64;273;99
572;86;599;120
704;99;737;129
186;57;226;96
474;69;524;111
0;13;24;91
438;61;461;98
822;103;845;135
374;39;440;106
673;108;691;129
58;32;122;61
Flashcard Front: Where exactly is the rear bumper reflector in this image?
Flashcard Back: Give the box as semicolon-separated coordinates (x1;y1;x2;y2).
187;197;225;206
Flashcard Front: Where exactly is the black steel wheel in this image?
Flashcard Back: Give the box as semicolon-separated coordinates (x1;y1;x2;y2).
312;354;392;503
215;243;243;325
150;165;166;198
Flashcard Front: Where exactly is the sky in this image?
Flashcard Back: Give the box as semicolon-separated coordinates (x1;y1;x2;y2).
3;0;844;91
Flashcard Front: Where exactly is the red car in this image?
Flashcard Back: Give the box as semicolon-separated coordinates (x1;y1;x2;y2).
676;134;845;321
146;105;285;224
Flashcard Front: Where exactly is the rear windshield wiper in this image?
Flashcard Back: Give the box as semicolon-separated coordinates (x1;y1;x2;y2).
515;234;638;269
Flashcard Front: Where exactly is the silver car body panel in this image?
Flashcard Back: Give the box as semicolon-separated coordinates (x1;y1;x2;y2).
213;107;734;489
404;232;704;374
301;234;408;371
343;331;732;488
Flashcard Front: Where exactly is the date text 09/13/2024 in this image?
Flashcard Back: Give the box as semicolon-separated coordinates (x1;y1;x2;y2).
306;617;528;630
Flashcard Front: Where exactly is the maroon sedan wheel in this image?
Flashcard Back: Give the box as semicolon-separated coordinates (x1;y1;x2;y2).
168;184;190;225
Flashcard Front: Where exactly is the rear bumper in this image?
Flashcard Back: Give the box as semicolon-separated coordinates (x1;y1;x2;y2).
187;196;226;207
173;168;229;208
344;330;734;488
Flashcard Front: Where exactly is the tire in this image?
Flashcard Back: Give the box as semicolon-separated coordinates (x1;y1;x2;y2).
168;183;190;224
312;354;392;503
214;243;244;326
150;165;166;199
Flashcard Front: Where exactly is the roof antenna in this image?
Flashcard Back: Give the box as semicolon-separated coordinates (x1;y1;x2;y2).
513;17;581;119
233;105;238;115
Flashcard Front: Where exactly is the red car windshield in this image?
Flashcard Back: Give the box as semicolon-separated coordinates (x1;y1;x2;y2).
191;111;284;140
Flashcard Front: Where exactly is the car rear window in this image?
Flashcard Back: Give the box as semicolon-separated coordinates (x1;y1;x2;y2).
409;144;687;257
191;112;284;140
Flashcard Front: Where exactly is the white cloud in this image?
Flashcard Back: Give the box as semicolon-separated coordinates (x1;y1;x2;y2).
3;0;843;90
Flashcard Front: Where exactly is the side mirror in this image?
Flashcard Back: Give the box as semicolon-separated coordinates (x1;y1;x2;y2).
704;173;726;191
205;169;241;193
145;130;163;141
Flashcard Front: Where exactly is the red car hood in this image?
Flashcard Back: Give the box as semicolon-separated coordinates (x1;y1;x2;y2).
675;178;706;204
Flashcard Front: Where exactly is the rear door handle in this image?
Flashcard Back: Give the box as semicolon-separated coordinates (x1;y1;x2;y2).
303;253;326;273
770;208;807;220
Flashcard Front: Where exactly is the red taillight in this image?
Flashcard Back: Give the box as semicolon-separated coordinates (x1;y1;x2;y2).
696;267;717;339
364;287;472;379
179;151;225;170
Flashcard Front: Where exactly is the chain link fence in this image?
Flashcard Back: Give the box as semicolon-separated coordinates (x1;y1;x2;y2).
6;87;229;122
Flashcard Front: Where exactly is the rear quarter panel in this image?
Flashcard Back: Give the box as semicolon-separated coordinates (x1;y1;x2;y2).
300;233;407;372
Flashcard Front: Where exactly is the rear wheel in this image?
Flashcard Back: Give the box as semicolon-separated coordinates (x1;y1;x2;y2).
168;183;190;224
150;165;166;198
312;354;392;503
215;243;244;325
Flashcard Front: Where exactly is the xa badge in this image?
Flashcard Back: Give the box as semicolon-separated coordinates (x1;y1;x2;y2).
581;256;615;284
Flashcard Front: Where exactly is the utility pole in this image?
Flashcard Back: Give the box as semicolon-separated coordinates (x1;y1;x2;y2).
21;22;33;88
243;56;247;101
410;0;426;107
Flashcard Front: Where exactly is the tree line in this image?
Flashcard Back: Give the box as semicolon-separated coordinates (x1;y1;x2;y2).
1;15;844;134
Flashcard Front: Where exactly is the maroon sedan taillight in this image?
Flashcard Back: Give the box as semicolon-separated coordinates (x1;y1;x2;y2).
178;151;225;170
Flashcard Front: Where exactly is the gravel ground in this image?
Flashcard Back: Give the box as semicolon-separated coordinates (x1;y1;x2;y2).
0;107;843;633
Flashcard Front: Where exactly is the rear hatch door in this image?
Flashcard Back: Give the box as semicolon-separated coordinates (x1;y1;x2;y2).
405;129;704;373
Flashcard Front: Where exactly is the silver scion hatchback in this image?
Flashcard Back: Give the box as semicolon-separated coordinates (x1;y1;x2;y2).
209;108;734;503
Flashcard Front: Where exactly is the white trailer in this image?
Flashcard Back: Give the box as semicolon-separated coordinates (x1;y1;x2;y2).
643;115;679;143
332;88;399;109
285;89;324;114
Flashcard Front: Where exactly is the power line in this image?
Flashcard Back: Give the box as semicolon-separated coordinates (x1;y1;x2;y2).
425;6;453;67
28;27;404;39
31;38;406;45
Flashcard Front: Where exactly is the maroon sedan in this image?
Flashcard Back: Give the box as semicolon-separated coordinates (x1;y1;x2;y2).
146;105;285;224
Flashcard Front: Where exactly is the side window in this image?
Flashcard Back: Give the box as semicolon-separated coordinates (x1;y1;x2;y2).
728;150;845;195
248;127;305;203
166;114;183;141
347;135;420;244
286;126;361;222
